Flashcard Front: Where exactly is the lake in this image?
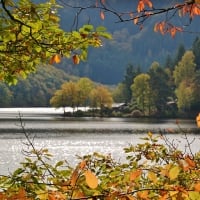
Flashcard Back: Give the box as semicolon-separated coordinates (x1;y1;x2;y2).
0;108;199;175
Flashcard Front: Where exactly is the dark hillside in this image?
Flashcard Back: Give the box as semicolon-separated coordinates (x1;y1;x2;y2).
56;1;200;84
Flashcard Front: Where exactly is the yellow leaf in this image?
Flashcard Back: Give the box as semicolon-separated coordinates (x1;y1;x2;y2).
84;170;98;189
148;171;157;183
169;166;180;180
188;191;200;200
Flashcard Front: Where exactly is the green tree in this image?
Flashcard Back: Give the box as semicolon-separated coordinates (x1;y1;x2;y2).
192;37;200;70
173;44;186;68
0;83;13;107
175;80;195;111
148;61;171;116
112;83;127;103
173;51;197;113
173;51;196;87
131;73;152;115
122;64;141;103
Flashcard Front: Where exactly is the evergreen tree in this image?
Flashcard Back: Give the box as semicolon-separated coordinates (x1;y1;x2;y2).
192;37;200;70
122;64;140;103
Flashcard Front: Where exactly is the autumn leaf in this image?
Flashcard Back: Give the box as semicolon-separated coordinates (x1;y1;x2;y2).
137;0;153;13
79;160;86;169
169;165;180;180
137;0;145;13
72;54;80;64
100;10;105;20
194;182;200;192
196;113;200;127
184;155;196;169
70;169;79;187
130;169;142;181
148;171;157;183
137;190;149;199
50;54;61;64
84;170;98;189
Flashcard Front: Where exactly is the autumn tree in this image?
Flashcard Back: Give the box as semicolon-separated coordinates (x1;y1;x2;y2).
77;77;94;108
173;51;197;112
89;85;113;116
131;73;153;115
50;81;80;113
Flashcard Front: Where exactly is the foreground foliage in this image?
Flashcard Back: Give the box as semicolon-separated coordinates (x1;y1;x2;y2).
0;124;199;200
0;0;111;84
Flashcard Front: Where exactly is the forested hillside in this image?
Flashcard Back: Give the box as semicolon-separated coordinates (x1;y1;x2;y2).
55;0;200;84
0;65;77;107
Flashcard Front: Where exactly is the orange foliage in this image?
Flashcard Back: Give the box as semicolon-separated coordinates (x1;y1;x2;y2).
180;3;200;18
137;0;153;13
72;54;80;64
154;21;183;37
49;54;61;64
196;113;200;127
100;10;105;20
130;169;142;181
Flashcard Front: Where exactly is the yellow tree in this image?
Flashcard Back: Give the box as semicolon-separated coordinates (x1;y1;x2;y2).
89;85;113;116
77;77;94;108
131;73;152;115
50;81;80;114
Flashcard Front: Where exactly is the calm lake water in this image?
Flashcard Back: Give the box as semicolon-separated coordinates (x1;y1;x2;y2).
0;108;199;175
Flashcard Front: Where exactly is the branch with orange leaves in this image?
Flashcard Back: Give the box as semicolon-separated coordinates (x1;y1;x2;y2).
58;0;200;37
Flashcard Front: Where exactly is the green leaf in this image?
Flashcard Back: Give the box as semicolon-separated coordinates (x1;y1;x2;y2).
96;26;107;32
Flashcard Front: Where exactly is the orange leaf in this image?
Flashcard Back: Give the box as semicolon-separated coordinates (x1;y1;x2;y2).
79;160;86;169
144;0;153;8
196;113;200;127
137;0;145;13
84;170;98;189
100;10;105;20
50;54;61;64
70;169;79;187
130;169;142;181
170;27;177;38
72;54;80;64
137;191;149;199
194;182;200;192
133;16;139;24
185;155;196;168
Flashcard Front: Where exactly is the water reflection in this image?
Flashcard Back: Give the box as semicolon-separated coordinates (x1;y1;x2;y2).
0;108;199;175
